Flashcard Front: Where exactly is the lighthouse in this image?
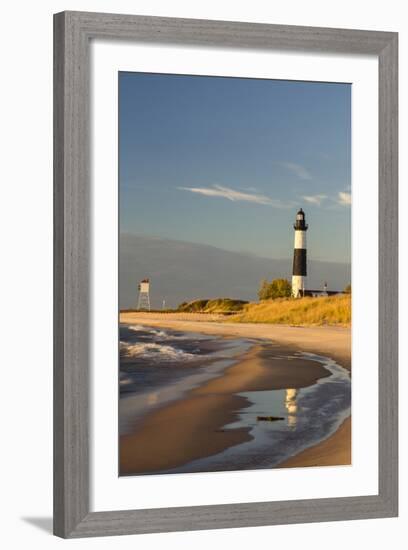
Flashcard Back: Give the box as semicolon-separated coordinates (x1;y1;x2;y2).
292;208;308;298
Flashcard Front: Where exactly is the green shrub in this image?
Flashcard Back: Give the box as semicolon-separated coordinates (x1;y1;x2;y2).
258;278;292;300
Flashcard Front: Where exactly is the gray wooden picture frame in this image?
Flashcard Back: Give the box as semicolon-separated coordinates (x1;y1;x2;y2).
53;11;398;538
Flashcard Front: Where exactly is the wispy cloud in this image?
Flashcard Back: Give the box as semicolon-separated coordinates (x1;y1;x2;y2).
338;191;352;206
178;185;292;208
279;162;312;181
302;194;328;206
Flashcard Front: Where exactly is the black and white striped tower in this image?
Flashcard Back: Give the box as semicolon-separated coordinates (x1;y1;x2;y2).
292;208;308;298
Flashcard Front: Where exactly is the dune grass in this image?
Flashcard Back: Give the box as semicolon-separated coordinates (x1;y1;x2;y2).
177;298;248;314
230;294;351;327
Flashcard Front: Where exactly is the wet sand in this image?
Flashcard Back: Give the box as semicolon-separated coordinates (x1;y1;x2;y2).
280;417;351;468
120;334;347;474
120;313;351;474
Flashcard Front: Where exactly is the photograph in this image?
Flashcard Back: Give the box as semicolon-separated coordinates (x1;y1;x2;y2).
118;71;352;476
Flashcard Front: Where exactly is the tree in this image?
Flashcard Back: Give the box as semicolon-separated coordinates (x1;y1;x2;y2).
258;278;292;300
258;279;270;301
344;284;352;294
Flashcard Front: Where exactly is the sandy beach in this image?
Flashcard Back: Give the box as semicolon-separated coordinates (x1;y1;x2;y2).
120;312;351;369
120;312;351;475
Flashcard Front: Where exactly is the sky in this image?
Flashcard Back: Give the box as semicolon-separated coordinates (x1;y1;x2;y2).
119;72;351;263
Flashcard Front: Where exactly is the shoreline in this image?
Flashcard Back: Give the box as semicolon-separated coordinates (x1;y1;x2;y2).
120;312;351;370
279;417;351;468
119;313;351;474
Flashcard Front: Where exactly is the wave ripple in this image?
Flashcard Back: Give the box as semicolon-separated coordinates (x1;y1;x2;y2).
120;341;198;362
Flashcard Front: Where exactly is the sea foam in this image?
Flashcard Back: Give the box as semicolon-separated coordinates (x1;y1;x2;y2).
128;325;184;340
120;341;197;362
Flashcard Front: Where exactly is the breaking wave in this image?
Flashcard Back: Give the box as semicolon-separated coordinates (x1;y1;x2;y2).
120;341;198;362
128;325;184;340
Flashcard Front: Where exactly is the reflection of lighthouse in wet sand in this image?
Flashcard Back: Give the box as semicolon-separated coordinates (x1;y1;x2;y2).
292;208;308;298
285;388;298;428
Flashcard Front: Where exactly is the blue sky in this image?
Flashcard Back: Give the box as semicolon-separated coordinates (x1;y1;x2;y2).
119;72;351;263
